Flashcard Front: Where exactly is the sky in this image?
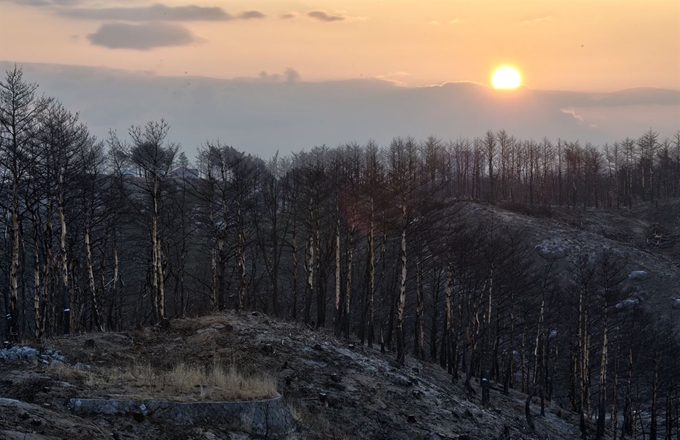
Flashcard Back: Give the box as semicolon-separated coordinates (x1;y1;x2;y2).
1;0;679;91
0;1;678;158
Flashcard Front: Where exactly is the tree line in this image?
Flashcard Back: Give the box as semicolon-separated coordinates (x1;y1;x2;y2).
2;66;680;439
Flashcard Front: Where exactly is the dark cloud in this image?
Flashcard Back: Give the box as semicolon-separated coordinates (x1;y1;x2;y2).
258;68;301;83
87;22;198;50
259;71;282;82
285;68;300;82
307;11;345;22
239;10;265;20
1;0;82;6
279;12;297;20
6;1;267;22
59;4;234;21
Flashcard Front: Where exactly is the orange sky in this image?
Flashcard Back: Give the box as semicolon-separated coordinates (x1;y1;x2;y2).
1;0;679;91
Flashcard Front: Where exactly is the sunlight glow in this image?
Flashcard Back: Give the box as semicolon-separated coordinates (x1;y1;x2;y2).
492;66;522;89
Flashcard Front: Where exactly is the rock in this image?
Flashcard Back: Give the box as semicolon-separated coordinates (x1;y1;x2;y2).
158;318;170;330
313;343;323;351
70;396;296;437
84;339;96;349
327;382;346;391
672;299;680;310
628;270;649;281
326;394;343;408
535;244;567;261
615;298;640;310
407;414;416;423
261;344;275;355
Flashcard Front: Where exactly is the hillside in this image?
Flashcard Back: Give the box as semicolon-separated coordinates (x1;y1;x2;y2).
1;200;679;439
1;311;592;440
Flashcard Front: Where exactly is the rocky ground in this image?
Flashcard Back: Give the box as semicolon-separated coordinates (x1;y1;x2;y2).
1;311;591;440
481;200;680;320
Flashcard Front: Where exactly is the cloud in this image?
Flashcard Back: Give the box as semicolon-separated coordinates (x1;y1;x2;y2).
258;68;301;83
561;108;585;123
521;16;553;25
239;10;266;20
285;68;300;82
430;20;440;25
279;12;298;20
449;18;465;24
6;1;268;22
87;22;199;50
58;4;238;21
307;10;345;22
4;61;678;161
375;71;411;86
1;0;82;6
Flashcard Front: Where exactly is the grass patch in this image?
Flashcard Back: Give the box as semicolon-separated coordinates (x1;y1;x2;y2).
49;358;278;401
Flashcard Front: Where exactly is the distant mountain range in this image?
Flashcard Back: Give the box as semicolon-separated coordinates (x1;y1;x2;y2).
2;61;678;159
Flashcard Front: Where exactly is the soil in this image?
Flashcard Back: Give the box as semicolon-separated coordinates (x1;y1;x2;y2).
2;311;593;440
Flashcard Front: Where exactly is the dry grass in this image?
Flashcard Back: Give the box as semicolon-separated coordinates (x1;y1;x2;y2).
46;361;88;382
161;360;278;401
48;358;277;401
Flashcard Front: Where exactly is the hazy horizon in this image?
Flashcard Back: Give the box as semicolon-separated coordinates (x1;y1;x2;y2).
2;60;678;161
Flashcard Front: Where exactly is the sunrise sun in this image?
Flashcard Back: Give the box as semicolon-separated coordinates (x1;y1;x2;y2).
492;66;522;89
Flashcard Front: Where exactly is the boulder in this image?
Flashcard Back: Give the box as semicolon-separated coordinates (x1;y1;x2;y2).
628;270;649;281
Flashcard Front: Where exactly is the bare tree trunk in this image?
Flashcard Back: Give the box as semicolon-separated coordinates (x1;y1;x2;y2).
442;265;453;372
68;260;76;334
151;177;163;320
315;215;325;327
596;300;609;440
503;289;515;395
216;234;227;311
482;264;494;407
343;228;354;338
237;203;246;311
210;247;217;310
334;220;341;336
58;193;68;290
414;259;424;359
291;221;298;320
367;198;376;348
623;344;634;438
32;221;41;340
396;206;407;366
85;228;103;331
303;232;314;325
612;343;620;440
8;184;20;341
650;353;660;440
